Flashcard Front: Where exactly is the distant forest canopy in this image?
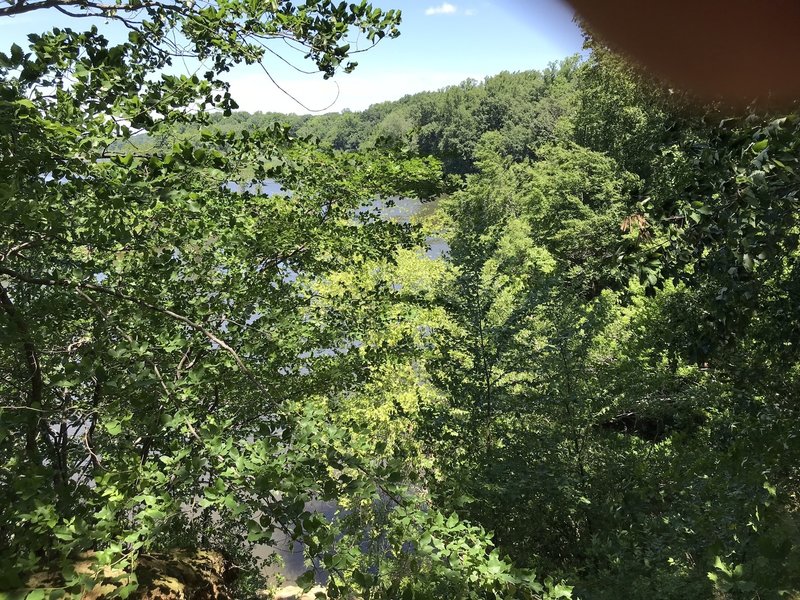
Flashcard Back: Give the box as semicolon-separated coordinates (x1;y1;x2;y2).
128;56;583;176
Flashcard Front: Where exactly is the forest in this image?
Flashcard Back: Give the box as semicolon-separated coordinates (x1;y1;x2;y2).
1;1;800;599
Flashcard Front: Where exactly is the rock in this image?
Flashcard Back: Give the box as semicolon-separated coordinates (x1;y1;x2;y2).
136;550;232;599
19;550;233;599
301;585;327;600
274;586;304;599
271;584;326;600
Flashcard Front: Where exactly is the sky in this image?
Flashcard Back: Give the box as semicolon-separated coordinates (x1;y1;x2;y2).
0;0;585;114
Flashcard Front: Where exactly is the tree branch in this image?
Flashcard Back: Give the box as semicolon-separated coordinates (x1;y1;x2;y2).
0;0;187;18
0;265;268;395
0;284;43;462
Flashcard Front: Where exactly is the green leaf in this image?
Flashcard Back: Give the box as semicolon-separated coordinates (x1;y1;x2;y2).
10;43;23;63
104;420;122;435
713;556;732;577
547;582;573;599
297;569;315;588
446;512;458;528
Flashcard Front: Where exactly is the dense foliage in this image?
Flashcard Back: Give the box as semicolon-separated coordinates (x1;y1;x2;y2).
0;3;563;599
3;3;800;600
137;58;582;177
410;48;800;599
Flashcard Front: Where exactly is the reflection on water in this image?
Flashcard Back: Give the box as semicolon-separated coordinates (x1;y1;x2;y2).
369;196;447;260
255;500;337;584
426;236;448;260
225;182;447;261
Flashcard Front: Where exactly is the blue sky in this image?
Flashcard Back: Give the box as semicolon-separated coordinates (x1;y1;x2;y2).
0;0;584;113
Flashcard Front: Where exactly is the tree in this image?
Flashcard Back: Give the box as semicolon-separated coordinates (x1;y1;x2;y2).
417;39;800;599
0;3;558;598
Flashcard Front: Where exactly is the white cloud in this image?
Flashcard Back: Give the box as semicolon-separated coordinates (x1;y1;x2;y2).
464;8;477;16
425;3;457;15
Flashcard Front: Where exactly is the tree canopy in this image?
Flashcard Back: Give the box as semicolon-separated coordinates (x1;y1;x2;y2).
0;2;565;598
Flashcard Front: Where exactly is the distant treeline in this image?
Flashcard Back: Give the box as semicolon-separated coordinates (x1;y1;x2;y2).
132;57;582;177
